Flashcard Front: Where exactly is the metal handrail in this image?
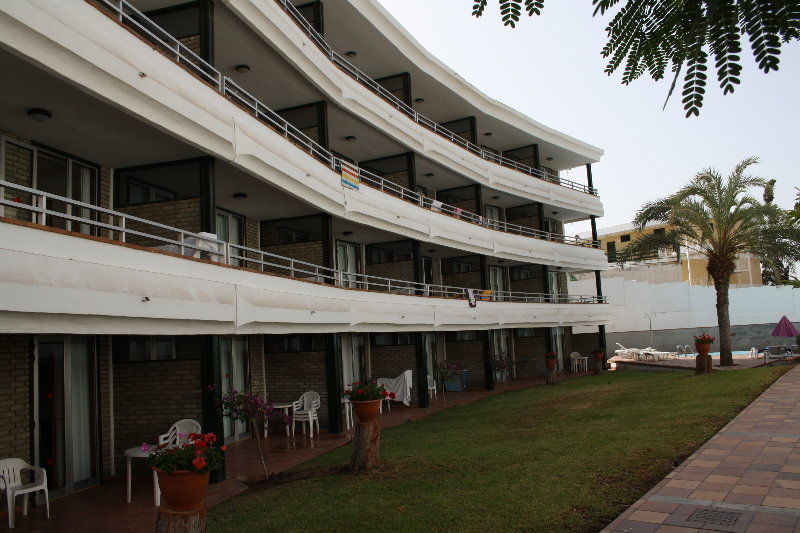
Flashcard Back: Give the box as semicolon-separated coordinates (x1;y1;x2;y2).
92;0;599;248
0;180;606;304
271;0;598;196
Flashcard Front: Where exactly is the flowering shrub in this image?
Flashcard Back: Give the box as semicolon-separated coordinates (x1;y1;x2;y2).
694;333;716;344
493;355;509;372
146;433;224;473
443;361;464;379
343;381;395;402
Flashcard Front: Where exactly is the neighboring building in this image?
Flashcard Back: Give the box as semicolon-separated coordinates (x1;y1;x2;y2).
0;0;609;496
575;222;763;287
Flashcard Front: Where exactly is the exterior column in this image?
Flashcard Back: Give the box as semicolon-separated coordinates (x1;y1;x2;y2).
199;157;215;235
199;0;214;64
321;213;334;275
325;333;343;433
587;163;608;358
483;332;495;391
415;333;430;407
200;335;224;482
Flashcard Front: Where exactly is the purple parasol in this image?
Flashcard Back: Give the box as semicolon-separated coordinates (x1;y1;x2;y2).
772;316;799;338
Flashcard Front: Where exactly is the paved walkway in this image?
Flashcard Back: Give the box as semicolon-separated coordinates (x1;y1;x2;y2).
605;365;800;533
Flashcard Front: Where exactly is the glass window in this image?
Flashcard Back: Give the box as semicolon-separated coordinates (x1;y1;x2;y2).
620;234;631;242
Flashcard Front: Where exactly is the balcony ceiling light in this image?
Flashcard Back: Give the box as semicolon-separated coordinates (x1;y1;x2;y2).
233;192;248;200
552;211;559;215
484;132;493;136
414;98;424;103
235;64;250;73
546;156;554;161
26;108;52;122
345;135;356;142
345;51;357;57
428;249;436;253
492;195;500;200
343;231;354;236
424;173;434;178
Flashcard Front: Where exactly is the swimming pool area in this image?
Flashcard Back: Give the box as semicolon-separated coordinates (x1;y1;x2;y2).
708;350;751;356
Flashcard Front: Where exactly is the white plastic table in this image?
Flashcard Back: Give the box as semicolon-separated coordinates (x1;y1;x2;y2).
272;402;293;436
124;445;160;506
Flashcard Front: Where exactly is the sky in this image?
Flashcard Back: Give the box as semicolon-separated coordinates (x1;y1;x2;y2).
375;0;800;235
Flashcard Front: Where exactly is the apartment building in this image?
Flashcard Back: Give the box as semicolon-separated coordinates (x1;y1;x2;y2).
575;222;763;286
0;0;609;496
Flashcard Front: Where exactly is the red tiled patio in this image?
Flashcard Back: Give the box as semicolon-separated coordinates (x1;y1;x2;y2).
3;376;575;532
604;364;800;533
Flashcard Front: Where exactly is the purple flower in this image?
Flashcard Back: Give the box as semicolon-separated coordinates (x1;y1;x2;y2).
140;443;151;453
207;384;217;392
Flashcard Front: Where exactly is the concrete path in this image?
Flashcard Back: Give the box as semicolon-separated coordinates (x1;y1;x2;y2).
605;364;800;533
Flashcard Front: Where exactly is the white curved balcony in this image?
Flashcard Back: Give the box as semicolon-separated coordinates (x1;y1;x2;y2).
0;0;607;269
223;0;605;216
0;185;610;336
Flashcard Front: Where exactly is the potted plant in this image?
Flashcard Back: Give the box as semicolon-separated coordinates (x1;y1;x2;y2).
694;333;716;374
146;432;224;511
443;361;465;392
493;354;509;382
344;381;393;423
544;351;558;370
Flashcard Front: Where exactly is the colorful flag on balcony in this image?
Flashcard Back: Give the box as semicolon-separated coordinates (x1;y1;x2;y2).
340;161;360;190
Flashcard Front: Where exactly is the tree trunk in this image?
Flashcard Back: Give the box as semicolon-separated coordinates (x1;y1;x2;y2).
714;277;734;366
155;506;207;533
546;366;557;385
351;421;380;471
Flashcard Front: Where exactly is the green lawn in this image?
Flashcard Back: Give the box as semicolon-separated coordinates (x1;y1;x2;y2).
209;367;790;533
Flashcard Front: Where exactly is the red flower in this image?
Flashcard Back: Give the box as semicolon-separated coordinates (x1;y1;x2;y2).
220;445;227;451
192;456;207;470
381;390;388;398
389;392;396;399
357;388;365;395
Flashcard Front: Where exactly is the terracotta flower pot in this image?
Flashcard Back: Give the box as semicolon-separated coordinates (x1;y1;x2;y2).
593;351;605;361
695;342;711;356
351;399;382;423
155;469;210;511
545;358;557;370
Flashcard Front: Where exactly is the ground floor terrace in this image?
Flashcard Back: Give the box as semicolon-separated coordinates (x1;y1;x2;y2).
0;372;585;533
0;329;602;531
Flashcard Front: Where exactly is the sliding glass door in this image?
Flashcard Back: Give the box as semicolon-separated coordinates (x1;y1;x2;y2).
36;337;98;496
341;334;364;390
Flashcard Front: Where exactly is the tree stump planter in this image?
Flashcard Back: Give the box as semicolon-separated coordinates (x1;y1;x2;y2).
155;505;207;533
695;342;713;374
593;351;605;375
351;399;382;472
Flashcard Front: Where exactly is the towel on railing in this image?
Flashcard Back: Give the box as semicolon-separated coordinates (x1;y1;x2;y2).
431;200;443;212
466;288;477;308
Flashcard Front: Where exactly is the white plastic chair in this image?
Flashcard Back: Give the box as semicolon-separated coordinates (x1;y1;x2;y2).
427;374;437;400
676;345;684;358
684;345;695;357
292;391;321;437
569;352;584;372
0;458;49;529
749;347;758;359
159;419;201;447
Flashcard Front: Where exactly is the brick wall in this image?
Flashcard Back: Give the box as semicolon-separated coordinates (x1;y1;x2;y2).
446;198;478;214
0;335;31;463
369;343;418;404
442;270;483;290
513;335;547;378
248;335;266;397
510;276;545;294
2;134;34;222
431;258;443;286
382;169;409;189
261;241;326;276
509;215;540;231
117;197;201;248
365;260;414;282
178;34;201;56
435;332;447;366
263;336;329;428
444;338;486;389
112;337;202;473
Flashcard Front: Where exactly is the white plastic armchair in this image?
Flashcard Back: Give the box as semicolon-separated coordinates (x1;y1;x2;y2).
158;419;201;447
292;391;321;438
0;458;49;529
427;374;437;400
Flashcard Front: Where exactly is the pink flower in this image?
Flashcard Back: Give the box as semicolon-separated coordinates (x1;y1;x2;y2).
177;432;186;439
140;443;151;453
192;456;207;470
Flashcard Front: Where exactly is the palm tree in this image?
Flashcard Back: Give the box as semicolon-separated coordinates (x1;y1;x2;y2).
622;157;800;370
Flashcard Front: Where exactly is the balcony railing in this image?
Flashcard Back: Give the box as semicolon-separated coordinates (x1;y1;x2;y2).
0;179;606;304
90;0;600;249
270;0;598;196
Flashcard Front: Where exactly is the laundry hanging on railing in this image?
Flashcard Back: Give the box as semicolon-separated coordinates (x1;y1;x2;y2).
466;288;477;308
431;200;443;213
340;161;361;190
